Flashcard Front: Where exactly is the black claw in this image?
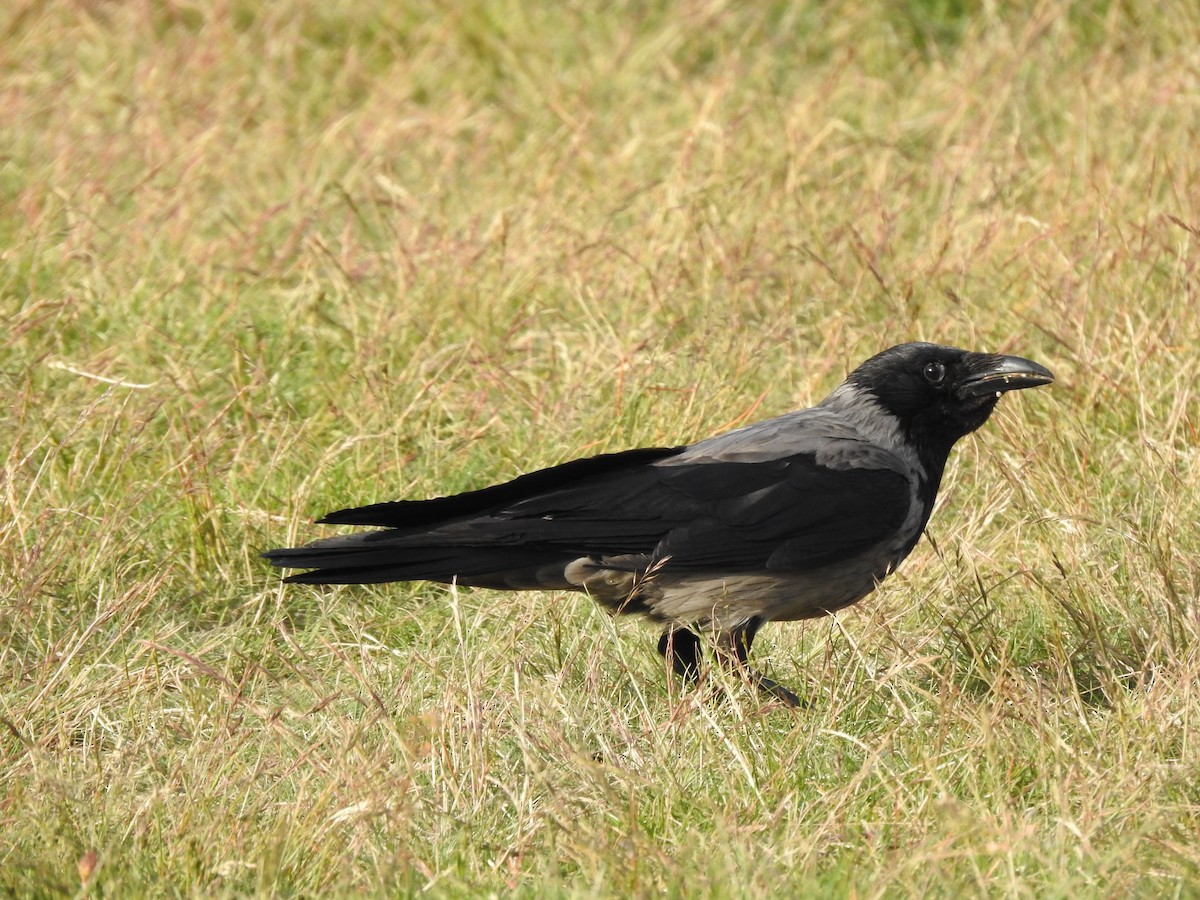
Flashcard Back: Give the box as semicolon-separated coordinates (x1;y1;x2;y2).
750;672;803;708
657;628;702;682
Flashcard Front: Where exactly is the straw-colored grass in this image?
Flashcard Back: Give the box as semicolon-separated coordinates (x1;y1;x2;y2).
3;0;1200;894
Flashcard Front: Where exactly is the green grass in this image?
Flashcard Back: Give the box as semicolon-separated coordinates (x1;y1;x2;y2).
4;0;1200;895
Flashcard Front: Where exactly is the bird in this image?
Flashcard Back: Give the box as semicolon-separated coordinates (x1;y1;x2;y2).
264;342;1053;706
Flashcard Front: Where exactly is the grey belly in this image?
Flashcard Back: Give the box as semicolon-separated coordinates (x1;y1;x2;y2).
563;547;907;630
642;560;890;629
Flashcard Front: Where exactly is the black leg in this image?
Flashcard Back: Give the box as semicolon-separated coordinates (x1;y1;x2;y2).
730;616;764;665
657;627;702;682
722;618;802;708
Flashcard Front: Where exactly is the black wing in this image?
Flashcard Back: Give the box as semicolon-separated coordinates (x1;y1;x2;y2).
648;459;912;571
506;456;913;572
316;446;683;528
264;446;914;585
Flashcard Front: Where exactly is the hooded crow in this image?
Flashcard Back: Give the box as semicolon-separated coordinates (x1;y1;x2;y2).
264;342;1053;706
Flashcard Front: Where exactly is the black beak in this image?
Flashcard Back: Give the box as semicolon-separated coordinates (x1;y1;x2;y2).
956;354;1055;399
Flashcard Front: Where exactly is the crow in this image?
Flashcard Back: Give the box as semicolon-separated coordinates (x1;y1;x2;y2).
264;342;1053;706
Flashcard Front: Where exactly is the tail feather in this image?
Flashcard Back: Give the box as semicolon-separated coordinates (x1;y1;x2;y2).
265;445;684;590
262;536;576;588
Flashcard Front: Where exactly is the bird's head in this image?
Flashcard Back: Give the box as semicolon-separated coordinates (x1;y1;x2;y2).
836;342;1054;468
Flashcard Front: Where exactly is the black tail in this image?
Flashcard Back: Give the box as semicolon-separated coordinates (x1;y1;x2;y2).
262;445;683;588
264;539;576;588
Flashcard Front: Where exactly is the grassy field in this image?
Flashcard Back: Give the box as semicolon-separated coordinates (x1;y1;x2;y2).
3;0;1200;895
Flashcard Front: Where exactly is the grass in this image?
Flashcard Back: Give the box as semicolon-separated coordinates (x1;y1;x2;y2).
3;0;1200;894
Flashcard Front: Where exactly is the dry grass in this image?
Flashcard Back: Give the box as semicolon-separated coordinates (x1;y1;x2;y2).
3;0;1200;895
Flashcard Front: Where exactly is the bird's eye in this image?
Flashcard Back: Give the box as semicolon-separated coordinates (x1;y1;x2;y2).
923;361;946;384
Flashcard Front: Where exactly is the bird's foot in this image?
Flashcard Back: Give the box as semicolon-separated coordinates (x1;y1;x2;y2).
747;670;802;708
658;625;803;708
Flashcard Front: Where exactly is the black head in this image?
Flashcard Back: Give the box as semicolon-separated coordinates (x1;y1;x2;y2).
842;341;1054;469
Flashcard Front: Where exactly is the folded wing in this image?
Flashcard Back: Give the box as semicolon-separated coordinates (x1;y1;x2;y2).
264;439;914;593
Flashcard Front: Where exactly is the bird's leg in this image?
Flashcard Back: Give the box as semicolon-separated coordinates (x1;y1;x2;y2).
718;617;802;708
657;627;702;682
